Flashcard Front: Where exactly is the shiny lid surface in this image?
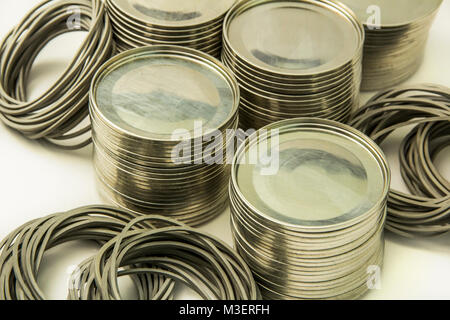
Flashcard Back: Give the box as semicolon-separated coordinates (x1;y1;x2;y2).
233;119;388;226
339;0;442;26
225;0;361;75
111;0;236;27
93;48;237;140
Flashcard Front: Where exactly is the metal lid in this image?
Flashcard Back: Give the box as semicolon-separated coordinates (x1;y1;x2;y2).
232;118;390;228
338;0;443;91
224;0;363;76
110;0;236;28
91;46;239;141
221;0;363;130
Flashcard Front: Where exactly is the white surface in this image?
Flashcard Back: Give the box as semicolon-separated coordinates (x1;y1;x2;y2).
0;0;449;300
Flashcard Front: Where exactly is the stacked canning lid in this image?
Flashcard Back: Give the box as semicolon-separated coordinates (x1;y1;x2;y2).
230;118;390;299
221;0;364;130
106;0;236;58
340;0;443;91
89;46;239;226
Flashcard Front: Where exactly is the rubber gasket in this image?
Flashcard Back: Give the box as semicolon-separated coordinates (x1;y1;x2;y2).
0;205;174;300
0;0;113;149
0;205;260;300
70;215;261;300
350;84;450;237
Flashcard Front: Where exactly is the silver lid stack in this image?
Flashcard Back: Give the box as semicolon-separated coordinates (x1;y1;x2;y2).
221;0;364;130
340;0;443;91
230;118;390;299
105;0;236;58
90;46;240;226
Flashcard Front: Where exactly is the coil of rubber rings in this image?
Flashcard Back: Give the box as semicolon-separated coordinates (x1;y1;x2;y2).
0;205;175;300
350;84;450;237
69;215;261;300
0;0;113;149
0;205;260;300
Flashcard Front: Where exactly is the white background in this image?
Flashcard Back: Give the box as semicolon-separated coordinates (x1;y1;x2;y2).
0;0;449;300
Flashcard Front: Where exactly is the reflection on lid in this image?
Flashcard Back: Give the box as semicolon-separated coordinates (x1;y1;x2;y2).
133;4;201;21
278;149;367;180
251;49;322;70
112;89;217;122
253;148;370;224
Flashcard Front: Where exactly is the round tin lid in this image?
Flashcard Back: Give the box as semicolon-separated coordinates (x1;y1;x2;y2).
92;47;238;141
232;119;389;227
224;0;362;76
110;0;236;28
339;0;443;27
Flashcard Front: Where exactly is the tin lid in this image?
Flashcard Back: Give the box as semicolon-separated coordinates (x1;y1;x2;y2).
339;0;443;27
110;0;236;28
91;46;238;141
232;118;389;227
224;0;363;76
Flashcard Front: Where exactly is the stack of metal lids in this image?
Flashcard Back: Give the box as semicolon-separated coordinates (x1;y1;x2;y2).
221;0;364;131
340;0;443;91
105;0;236;58
89;46;239;226
230;118;390;299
